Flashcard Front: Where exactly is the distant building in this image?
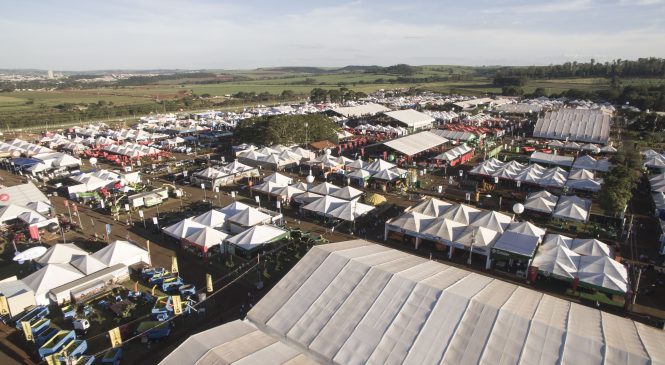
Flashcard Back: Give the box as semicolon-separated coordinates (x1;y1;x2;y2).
47;70;54;79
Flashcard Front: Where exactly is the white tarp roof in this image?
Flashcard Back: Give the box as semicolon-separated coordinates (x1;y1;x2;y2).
0;182;50;208
332;103;390;118
69;255;108;275
91;240;150;267
228;208;271;227
383;131;447;156
532;245;581;279
35;243;88;265
184;226;229;249
226;225;288;251
162;240;665;365
492;231;540;258
191;210;227;228
22;263;85;295
383;109;435;129
524;190;559;213
553;195;591;222
163;219;206;239
533;109;611;144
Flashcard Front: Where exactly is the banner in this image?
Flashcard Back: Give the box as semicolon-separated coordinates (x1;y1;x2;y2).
206;273;213;293
21;321;33;341
105;224;111;235
109;327;122;348
63;200;69;207
0;295;9;315
171;256;179;274
29;225;40;241
172;295;183;315
72;204;78;212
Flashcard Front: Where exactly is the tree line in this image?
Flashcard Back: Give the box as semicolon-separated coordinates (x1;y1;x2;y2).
494;58;665;79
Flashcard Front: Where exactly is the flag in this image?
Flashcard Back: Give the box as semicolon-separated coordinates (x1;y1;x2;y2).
206;274;213;293
21;321;33;341
109;327;122;348
171;256;179;274
171;295;182;315
134;281;139;292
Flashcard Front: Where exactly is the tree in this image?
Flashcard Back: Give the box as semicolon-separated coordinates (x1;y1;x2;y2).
234;114;338;146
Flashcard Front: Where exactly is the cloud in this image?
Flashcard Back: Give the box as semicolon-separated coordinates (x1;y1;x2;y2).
483;0;593;14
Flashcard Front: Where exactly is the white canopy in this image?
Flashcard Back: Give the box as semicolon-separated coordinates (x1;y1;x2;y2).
577;256;629;293
185;227;229;249
35;243;88;265
553;195;591;222
192;210;227;228
532;245;581;279
524;190;559;213
228;208;271;227
226;225;288;251
263;173;292;185
409;198;452;217
22;263;84;297
308;182;341;196
69;255;108;275
329;186;363;201
91;240;151;267
163;219;206;239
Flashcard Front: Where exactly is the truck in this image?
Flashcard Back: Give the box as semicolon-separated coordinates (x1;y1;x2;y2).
101;348;122;365
73;319;91;335
36;327;59;347
57;339;88;360
162;277;184;293
38;330;76;359
15;306;49;330
137;321;171;340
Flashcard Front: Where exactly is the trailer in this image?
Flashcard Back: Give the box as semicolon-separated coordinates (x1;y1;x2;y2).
179;284;196;297
142;267;167;280
36;327;59;347
30;317;51;336
137;321;171;340
101;348;122;365
162;277;184;293
62;304;76;319
57;339;88;360
38;330;75;358
151;296;173;321
15;306;49;330
149;273;174;285
71;355;96;365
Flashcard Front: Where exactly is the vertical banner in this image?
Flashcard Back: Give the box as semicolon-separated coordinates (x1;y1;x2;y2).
0;295;9;315
21;321;33;341
171;295;183;315
171;256;179;274
28;225;40;241
109;327;122;348
206;273;213;293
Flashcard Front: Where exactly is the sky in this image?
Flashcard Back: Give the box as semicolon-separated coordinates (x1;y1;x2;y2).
1;0;664;70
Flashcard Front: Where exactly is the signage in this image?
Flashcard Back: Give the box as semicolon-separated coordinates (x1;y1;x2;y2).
0;295;9;315
21;321;33;341
109;327;122;348
172;295;183;315
171;256;179;274
206;274;213;293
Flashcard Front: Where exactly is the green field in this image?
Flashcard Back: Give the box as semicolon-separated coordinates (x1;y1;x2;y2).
1;64;664;129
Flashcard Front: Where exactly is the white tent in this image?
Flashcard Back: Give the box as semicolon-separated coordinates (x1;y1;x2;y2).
293;191;323;205
553;195;591;222
506;221;547;239
263;173;292;185
385;212;435;235
470;211;512;233
568;168;595;180
577;256;629;294
219;202;251;216
226;225;289;252
540;234;574;251
228;208;271;228
329;186;363;201
532;245;581;280
492;231;540;258
35;243;88;265
21;264;85;305
365;159;395;174
91;240;151;267
69;255;108;275
409;198;452;217
326;201;375;222
163;219;206;239
26;201;51;214
185;227;229;249
453;226;500;254
565;179;603;192
192;210;227;228
570;238;612;257
371;169;400;181
439;204;480;225
420;217;466;243
524;190;559;214
162;240;665;365
273;185;305;200
308;182;341;196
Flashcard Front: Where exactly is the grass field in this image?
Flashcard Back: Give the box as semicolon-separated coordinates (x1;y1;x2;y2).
1;66;664;121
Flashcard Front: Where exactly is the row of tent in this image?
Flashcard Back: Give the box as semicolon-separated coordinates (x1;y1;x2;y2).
163;201;286;255
385;198;545;262
524;191;592;222
470;158;603;191
238;145;317;169
0;139;54;157
532;234;627;294
353;124;409;135
643;149;665;171
102;142;163;158
547;140;617;153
